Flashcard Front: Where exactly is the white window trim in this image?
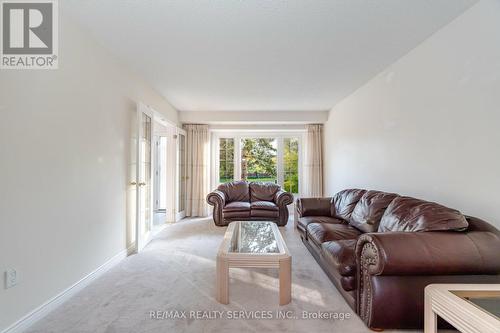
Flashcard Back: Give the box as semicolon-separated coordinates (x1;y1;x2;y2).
210;130;305;196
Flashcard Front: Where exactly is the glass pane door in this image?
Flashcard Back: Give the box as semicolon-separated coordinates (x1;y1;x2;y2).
135;106;153;252
240;138;277;183
219;138;234;183
140;112;152;234
154;136;167;211
283;138;299;194
177;133;186;218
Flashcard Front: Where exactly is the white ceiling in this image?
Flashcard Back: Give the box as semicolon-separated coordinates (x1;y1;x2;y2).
64;0;476;112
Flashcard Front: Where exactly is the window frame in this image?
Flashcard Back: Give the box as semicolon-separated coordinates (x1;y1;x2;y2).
211;130;304;196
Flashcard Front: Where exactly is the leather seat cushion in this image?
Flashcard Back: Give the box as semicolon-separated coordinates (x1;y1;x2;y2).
322;239;357;277
307;223;361;246
224;210;251;218
251;201;278;211
251;209;278;218
223;201;251;212
297;216;344;233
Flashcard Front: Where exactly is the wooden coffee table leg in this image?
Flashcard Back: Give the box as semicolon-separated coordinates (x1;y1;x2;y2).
216;256;229;304
424;291;437;333
279;256;291;305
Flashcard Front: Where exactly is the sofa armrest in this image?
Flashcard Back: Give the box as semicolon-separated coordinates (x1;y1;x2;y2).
206;190;225;226
296;197;334;217
274;190;294;207
206;190;225;207
356;231;500;276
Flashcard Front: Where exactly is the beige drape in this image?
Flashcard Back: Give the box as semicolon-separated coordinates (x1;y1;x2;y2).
304;124;324;197
184;124;210;217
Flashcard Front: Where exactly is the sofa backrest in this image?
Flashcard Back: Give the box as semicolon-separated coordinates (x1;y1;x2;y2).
349;190;399;233
333;189;366;220
217;180;249;202
250;182;280;202
377;196;469;232
331;188;470;233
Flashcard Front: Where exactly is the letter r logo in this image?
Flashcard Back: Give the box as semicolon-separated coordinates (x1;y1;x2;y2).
2;2;53;54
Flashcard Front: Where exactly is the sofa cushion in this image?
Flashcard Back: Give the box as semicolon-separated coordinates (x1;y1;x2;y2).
249;182;280;202
350;190;398;233
223;201;250;212
251;201;279;211
322;239;357;277
297;216;343;234
224;210;251;219
378;196;469;232
251;209;279;218
333;189;366;220
307;223;362;246
218;181;249;202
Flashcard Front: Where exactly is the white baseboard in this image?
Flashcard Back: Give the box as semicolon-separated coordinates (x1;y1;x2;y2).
2;247;131;333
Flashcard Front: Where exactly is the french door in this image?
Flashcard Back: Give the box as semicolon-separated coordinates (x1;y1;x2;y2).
176;131;187;220
130;103;187;253
134;103;154;252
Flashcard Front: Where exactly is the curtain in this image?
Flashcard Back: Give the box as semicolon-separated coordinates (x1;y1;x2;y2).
184;124;210;217
304;124;324;197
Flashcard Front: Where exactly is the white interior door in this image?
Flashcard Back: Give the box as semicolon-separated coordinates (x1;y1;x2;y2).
176;130;187;220
154;135;168;212
135;103;154;252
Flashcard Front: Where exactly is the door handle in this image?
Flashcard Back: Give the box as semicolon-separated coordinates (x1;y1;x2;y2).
130;181;137;185
139;182;146;186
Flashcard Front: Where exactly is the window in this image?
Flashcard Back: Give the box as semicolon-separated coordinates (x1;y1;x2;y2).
214;133;302;195
283;137;299;193
219;138;234;183
241;138;277;183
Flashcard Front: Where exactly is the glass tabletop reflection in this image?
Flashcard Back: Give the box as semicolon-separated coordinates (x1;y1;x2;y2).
452;290;500;319
230;222;279;254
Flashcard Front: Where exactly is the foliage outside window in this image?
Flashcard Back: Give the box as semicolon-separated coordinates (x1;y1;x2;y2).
219;138;234;183
217;136;300;194
241;138;277;183
283;138;299;193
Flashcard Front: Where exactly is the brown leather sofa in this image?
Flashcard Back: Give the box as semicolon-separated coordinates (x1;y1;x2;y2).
207;181;294;226
296;189;500;329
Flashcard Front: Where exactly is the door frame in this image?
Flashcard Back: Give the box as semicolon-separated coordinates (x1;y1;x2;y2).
133;103;187;253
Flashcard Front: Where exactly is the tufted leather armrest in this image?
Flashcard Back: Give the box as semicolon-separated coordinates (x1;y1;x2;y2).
296;197;334;217
206;190;225;226
274;190;294;207
207;190;225;206
273;190;294;226
355;231;500;276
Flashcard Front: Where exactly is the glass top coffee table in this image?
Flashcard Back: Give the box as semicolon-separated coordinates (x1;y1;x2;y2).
216;221;292;305
424;284;500;333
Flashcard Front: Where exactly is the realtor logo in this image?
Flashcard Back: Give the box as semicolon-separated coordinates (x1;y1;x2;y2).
1;0;58;69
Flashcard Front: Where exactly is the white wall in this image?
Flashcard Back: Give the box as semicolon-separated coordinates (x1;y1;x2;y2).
324;0;500;228
0;13;178;331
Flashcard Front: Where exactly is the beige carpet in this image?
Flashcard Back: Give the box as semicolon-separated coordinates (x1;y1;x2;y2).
27;217;428;333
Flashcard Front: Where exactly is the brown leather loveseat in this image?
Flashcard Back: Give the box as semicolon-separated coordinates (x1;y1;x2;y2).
296;189;500;329
207;180;294;226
